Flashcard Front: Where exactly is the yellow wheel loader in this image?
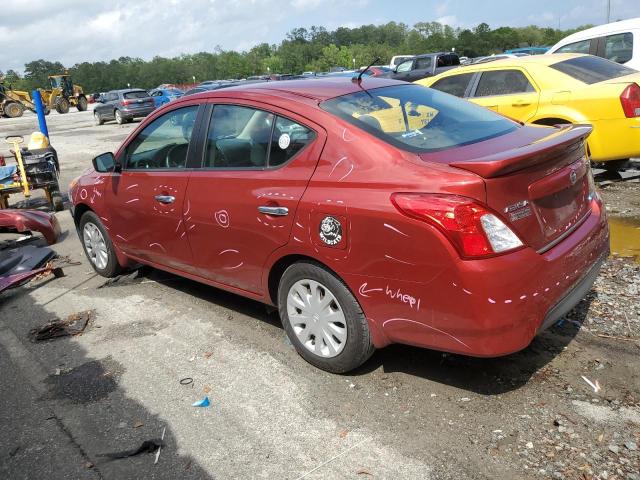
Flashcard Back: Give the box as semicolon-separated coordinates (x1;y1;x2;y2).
40;73;88;114
0;82;48;118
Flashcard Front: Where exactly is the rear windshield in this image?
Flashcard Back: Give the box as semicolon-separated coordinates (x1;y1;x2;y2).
550;56;635;84
124;91;150;99
321;84;517;153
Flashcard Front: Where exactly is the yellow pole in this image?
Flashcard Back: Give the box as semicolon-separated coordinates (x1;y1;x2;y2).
7;137;30;197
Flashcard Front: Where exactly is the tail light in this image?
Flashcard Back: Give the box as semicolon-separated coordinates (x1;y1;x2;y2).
391;193;524;259
620;83;640;118
121;99;132;106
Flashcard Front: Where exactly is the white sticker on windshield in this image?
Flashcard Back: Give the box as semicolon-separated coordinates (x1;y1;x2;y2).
278;133;291;150
401;129;424;139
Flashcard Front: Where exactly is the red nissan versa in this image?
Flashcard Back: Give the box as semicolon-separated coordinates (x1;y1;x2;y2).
69;77;609;373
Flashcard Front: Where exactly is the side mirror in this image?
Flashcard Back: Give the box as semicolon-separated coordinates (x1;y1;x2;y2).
92;152;119;173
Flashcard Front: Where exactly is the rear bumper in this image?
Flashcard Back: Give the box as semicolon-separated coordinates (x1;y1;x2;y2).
120;106;155;119
587;117;640;162
348;198;609;356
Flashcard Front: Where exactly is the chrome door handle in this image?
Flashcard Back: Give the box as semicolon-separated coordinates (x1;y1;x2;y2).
154;195;175;204
258;206;288;216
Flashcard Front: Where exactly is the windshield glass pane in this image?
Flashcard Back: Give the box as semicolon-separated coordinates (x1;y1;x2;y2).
124;91;150;99
321;84;517;153
550;56;634;84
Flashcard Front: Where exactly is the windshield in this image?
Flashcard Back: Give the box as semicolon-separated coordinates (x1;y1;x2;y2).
321;84;518;153
124;90;150;99
550;56;635;84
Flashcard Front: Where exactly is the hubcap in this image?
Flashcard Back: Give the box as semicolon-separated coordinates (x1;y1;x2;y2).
287;279;347;358
83;222;108;270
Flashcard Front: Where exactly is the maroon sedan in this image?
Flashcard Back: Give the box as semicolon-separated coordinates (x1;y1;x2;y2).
69;77;609;373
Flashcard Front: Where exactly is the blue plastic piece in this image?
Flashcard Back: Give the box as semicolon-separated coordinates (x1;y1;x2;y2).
32;90;49;139
192;396;210;407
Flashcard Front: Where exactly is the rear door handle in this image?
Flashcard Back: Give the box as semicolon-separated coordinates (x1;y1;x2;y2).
258;206;288;216
154;195;175;204
512;101;531;106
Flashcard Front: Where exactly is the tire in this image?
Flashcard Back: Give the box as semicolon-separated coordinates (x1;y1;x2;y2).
76;96;88;111
4;102;24;118
44;106;51;116
278;261;374;373
47;182;64;212
601;159;630;172
94;111;104;126
115;109;125;125
79;211;122;277
55;97;70;114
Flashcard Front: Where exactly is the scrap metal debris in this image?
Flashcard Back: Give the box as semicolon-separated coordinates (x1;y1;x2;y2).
29;310;93;342
97;269;144;289
97;439;165;460
580;375;602;393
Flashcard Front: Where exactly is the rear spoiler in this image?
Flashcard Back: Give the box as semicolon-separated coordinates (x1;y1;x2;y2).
450;124;592;178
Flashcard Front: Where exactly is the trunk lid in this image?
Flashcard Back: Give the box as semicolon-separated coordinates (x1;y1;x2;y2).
434;124;593;252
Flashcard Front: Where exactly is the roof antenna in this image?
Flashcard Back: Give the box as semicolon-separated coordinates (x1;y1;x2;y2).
353;57;380;84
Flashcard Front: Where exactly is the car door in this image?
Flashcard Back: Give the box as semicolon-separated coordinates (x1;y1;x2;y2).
104;104;202;270
96;92;115;118
406;56;433;81
184;102;325;294
469;68;539;121
392;58;416;81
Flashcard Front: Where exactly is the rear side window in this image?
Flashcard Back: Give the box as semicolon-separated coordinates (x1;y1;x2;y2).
269;117;315;167
124;91;149;99
550;55;635;84
430;73;474;97
556;39;592;54
204;105;314;169
321;84;517;153
474;70;535;97
415;57;432;70
605;32;633;64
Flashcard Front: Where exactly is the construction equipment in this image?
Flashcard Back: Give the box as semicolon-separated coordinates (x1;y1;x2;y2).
0;81;48;118
39;73;88;114
0;134;63;211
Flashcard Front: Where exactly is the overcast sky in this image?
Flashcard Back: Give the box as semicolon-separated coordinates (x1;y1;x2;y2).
1;0;638;72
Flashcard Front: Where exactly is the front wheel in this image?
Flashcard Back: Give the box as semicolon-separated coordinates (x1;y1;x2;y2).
278;261;374;373
76;96;88;111
94;112;103;126
79;211;122;277
55;97;70;114
4;102;24;118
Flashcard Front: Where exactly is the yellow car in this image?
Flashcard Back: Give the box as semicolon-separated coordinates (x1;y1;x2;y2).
417;53;640;165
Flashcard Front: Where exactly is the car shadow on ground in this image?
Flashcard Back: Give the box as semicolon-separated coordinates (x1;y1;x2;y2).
0;272;213;479
125;267;594;396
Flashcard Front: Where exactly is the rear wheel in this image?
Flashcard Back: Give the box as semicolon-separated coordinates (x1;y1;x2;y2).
76;96;88;111
79;211;122;277
115;109;125;125
4;102;24;118
278;261;374;373
55;97;70;114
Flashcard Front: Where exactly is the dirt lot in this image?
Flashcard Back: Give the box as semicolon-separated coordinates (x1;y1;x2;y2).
1;110;639;480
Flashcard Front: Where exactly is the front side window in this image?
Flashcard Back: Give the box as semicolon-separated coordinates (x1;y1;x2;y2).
430;73;475;97
605;32;633;64
550;55;635;84
396;60;413;73
321;84;517;153
556;39;592;54
204;105;314;169
125;106;198;170
474;70;535;97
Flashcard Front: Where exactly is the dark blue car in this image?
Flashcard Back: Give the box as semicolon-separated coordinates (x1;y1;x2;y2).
148;88;183;108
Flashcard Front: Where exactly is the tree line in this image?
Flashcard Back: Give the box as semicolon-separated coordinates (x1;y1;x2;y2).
1;21;590;93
